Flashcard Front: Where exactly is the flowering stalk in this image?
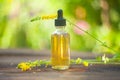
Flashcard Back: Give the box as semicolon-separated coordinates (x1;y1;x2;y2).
30;14;57;22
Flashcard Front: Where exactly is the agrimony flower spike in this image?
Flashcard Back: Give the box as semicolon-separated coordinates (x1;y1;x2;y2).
30;14;57;22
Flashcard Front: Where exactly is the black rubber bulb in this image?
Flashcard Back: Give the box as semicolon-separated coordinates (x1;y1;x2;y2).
57;9;63;19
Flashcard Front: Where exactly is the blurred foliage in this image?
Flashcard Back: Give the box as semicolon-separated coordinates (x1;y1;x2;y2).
0;0;120;53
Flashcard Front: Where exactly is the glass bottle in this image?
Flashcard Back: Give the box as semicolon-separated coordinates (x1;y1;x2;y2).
51;9;70;70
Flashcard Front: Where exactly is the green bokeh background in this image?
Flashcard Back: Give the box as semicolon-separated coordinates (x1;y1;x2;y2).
0;0;120;53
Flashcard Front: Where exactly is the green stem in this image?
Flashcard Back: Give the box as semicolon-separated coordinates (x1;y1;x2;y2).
67;19;117;53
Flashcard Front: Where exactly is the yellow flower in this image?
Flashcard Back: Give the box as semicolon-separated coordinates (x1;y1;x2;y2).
83;61;89;67
75;58;82;64
17;62;31;71
41;14;57;20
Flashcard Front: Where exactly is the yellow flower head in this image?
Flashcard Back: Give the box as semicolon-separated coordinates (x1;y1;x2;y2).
75;58;82;64
17;62;31;71
83;61;89;67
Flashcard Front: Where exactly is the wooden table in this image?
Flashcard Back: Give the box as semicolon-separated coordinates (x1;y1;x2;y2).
0;49;120;80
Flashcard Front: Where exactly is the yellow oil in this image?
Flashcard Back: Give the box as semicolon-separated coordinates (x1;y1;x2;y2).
51;33;70;70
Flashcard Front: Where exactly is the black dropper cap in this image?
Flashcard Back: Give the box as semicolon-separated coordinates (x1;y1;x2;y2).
55;9;66;26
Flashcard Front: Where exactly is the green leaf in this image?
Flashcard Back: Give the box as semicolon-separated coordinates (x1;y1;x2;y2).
96;56;102;61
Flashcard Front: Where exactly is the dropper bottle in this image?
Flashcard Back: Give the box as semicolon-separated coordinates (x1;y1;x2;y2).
51;9;70;70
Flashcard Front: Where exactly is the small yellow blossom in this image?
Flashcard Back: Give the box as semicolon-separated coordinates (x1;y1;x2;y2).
17;62;31;71
75;58;82;64
83;61;89;67
102;54;109;64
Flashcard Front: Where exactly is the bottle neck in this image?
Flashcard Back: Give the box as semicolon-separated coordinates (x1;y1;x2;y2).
54;26;66;34
55;26;65;31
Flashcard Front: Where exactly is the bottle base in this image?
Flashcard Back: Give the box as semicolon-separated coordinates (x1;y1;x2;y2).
52;66;69;70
